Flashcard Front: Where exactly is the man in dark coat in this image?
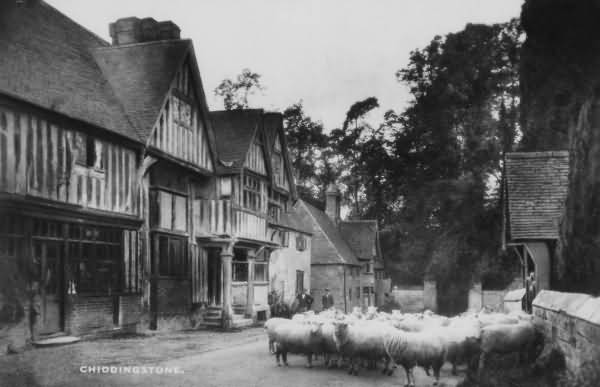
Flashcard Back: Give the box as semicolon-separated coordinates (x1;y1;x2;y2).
297;288;313;312
322;288;334;310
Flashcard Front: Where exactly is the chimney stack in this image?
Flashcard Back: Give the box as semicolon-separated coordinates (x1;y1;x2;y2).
109;17;181;46
325;183;341;224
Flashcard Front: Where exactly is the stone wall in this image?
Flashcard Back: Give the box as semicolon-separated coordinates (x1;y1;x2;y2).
533;290;600;377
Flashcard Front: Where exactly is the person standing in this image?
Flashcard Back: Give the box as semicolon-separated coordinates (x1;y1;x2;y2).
297;288;313;312
322;288;334;310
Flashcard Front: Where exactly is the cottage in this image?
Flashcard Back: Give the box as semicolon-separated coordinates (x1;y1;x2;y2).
297;184;387;312
207;110;309;327
503;151;569;293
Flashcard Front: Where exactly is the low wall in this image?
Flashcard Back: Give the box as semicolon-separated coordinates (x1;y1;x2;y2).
533;290;600;376
391;286;424;313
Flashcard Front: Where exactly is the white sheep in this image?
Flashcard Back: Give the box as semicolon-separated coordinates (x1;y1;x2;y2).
264;317;294;354
271;320;323;367
384;328;447;387
332;320;396;376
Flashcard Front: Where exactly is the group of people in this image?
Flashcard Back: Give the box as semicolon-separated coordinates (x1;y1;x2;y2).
268;288;335;317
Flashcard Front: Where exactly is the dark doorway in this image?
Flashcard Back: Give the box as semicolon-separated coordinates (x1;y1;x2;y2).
33;240;64;335
207;248;222;306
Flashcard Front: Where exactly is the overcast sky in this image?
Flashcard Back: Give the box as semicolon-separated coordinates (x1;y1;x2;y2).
48;0;524;130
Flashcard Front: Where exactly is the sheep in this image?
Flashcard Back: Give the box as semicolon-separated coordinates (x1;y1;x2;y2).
271;320;323;367
332;320;396;376
264;317;294;354
384;328;447;387
441;316;482;375
478;320;543;373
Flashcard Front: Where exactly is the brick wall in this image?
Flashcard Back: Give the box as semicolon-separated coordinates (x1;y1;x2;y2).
65;295;114;336
119;295;142;327
533;290;600;377
156;278;190;315
312;265;353;312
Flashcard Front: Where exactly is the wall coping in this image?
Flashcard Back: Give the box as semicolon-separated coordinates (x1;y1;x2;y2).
533;290;600;325
504;288;526;301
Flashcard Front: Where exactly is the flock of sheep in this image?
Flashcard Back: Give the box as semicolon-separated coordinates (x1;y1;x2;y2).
264;307;545;386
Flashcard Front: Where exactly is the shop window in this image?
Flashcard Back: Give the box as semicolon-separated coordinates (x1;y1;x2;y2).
156;234;187;278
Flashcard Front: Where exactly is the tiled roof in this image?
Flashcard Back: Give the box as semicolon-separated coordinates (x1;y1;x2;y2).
0;1;139;141
210;109;262;170
273;202;312;235
93;40;190;142
505;151;569;240
298;200;360;266
339;220;379;260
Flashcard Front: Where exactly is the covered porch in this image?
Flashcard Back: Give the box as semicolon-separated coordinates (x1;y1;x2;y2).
194;239;275;329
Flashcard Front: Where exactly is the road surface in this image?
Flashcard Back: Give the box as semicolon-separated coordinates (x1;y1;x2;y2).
0;329;463;387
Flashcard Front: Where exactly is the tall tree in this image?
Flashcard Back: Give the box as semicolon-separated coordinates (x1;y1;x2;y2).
282;102;328;199
386;20;523;313
214;68;264;110
522;0;600;294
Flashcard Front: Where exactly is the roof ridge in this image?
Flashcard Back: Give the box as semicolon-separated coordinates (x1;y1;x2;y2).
506;151;569;158
40;1;109;47
300;200;360;266
94;38;191;51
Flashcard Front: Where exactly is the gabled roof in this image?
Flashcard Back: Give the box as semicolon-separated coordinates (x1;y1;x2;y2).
504;151;569;240
273;202;312;235
263;112;297;198
93;39;190;142
210;109;263;172
298;200;360;266
0;1;139;142
339;220;379;260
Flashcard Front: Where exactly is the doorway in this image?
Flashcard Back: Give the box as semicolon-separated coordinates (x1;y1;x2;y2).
207;248;222;306
33;240;64;335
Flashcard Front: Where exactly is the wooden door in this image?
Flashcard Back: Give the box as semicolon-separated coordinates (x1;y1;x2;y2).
207;248;222;306
34;240;63;335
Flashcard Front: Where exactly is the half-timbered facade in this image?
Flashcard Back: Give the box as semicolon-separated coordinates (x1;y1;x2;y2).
0;2;145;343
1;2;314;346
204;110;307;327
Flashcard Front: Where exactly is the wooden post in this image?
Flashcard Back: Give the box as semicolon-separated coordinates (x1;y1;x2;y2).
221;243;234;329
246;250;256;319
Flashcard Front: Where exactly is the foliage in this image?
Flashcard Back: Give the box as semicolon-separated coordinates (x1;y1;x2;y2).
214;68;264;110
522;0;600;294
282;102;329;199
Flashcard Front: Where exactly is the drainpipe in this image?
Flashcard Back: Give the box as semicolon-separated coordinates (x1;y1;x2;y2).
343;265;347;313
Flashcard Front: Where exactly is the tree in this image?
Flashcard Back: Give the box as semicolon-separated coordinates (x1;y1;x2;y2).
214;68;264;110
522;0;600;294
282;102;328;199
384;20;523;313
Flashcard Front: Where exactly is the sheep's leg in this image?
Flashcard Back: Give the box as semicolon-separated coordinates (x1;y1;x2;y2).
402;365;411;387
451;361;457;376
433;363;442;386
282;351;289;366
409;367;416;387
269;339;274;354
478;352;486;378
276;350;281;366
306;353;313;368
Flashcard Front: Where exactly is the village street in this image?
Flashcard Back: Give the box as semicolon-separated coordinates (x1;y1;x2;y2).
0;327;463;387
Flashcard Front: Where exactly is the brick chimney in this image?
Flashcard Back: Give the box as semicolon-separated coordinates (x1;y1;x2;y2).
325;183;341;224
109;17;180;45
